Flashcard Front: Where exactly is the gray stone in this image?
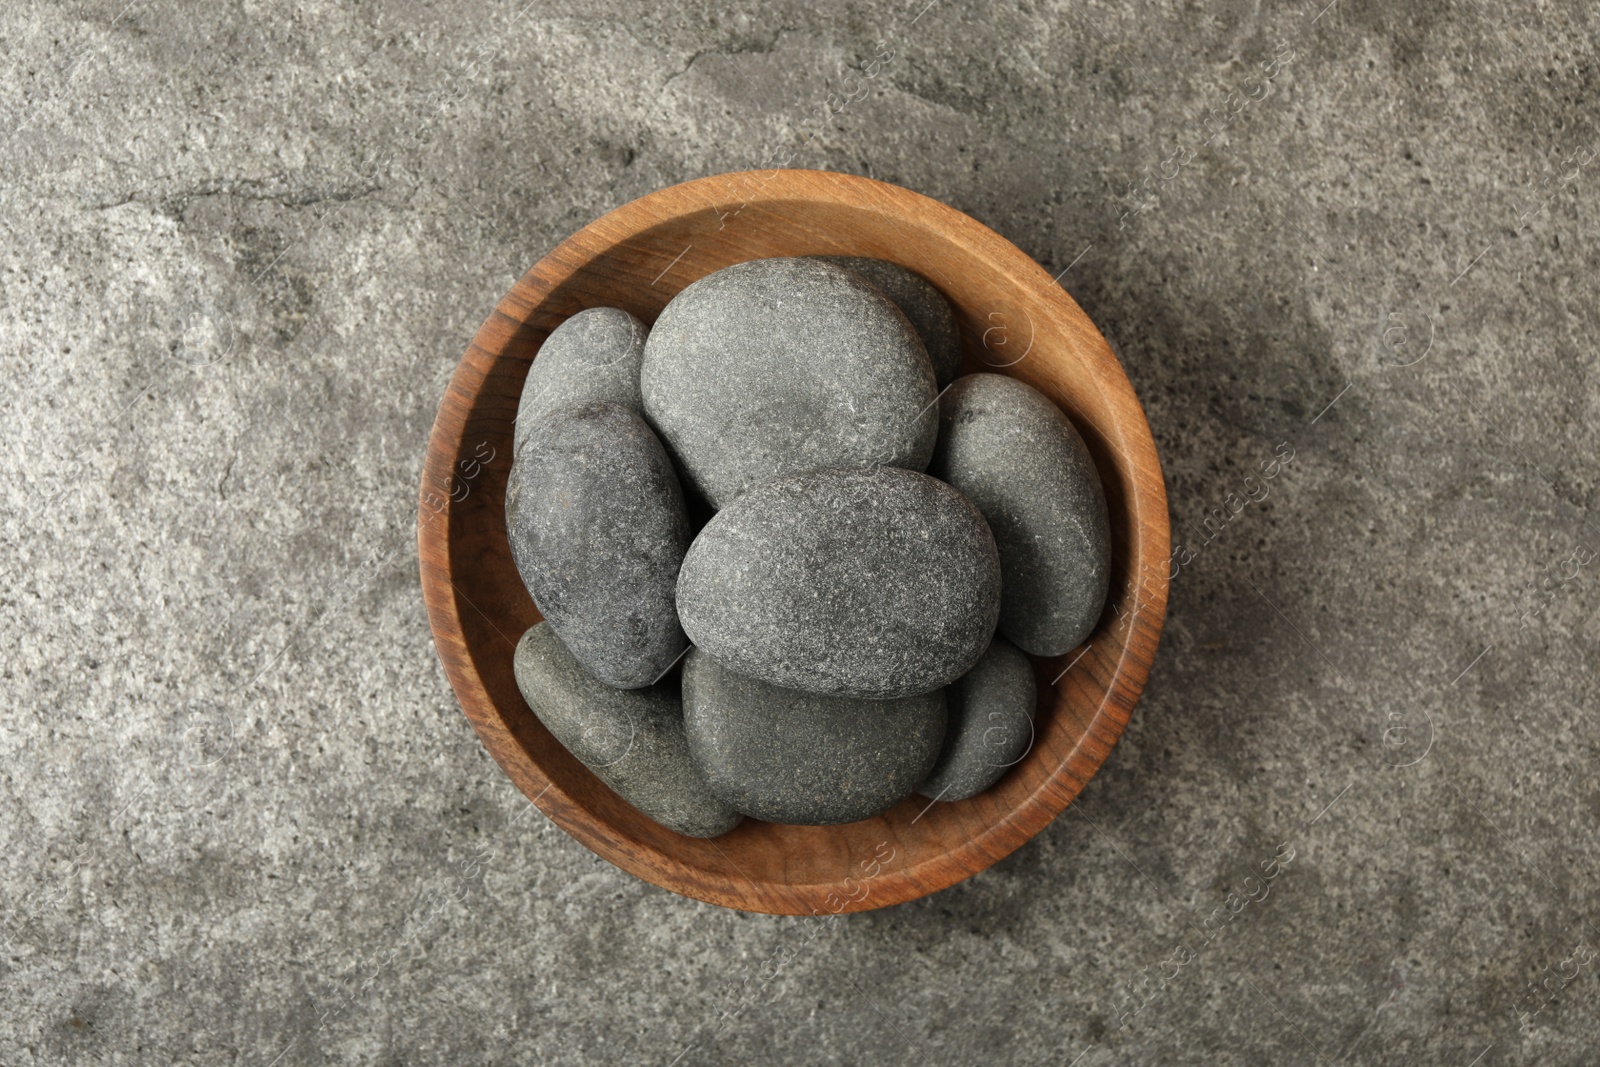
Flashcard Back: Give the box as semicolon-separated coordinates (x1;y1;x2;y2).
505;401;691;688
640;257;939;508
930;373;1112;657
513;623;740;839
513;306;648;457
682;649;946;825
917;636;1038;803
677;465;1001;699
813;256;962;387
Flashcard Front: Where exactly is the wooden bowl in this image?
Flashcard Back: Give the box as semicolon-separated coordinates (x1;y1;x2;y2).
418;169;1168;915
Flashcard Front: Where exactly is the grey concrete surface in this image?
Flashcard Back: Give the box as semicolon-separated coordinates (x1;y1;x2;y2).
2;1;1597;1064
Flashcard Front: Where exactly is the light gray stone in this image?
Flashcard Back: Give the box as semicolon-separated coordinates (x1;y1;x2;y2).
506;401;691;688
682;649;946;825
513;623;740;839
513;306;648;457
918;636;1038;802
640;257;938;507
677;465;1001;699
930;373;1112;657
813;256;962;386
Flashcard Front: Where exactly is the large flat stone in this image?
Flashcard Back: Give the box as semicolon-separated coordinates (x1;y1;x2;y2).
682;649;946;825
640;257;939;507
677;465;1001;699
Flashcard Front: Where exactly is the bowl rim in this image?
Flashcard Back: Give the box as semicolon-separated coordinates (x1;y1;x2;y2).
419;168;1169;914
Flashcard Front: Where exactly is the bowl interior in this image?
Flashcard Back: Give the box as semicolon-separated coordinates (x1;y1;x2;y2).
419;170;1168;915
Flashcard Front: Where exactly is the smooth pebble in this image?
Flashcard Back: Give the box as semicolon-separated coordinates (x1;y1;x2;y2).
683;649;946;825
930;373;1111;656
918;636;1037;802
514;307;647;456
677;465;1001;699
641;258;938;507
506;401;691;688
513;623;740;838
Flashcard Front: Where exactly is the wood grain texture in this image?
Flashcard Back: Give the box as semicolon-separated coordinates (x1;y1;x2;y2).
418;169;1169;915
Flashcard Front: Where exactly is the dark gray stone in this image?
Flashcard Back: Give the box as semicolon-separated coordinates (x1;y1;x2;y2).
677;465;1001;699
682;649;946;825
506;401;691;689
513;623;740;839
930;373;1112;657
640;257;938;507
514;306;648;456
813;256;962;387
917;636;1037;802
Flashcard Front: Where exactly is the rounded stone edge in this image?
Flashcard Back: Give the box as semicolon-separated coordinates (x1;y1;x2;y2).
507;401;693;690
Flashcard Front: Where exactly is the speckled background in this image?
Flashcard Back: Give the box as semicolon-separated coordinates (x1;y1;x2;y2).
3;1;1597;1064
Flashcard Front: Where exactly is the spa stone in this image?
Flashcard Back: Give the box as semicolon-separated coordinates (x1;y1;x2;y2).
513;623;740;838
506;401;691;688
676;465;1001;699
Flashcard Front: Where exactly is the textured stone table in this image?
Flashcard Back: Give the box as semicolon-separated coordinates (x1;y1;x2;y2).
2;2;1596;1064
